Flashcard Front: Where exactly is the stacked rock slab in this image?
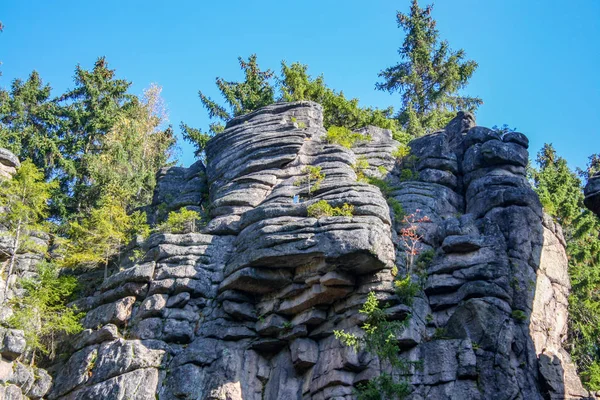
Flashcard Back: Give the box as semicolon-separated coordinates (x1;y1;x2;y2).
0;149;53;399
50;102;591;399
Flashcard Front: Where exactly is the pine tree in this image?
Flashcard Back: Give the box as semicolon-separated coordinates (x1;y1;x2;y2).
182;54;275;157
0;160;56;303
86;84;176;211
62;191;149;280
376;0;481;136
0;71;63;177
280;62;399;133
56;57;135;216
8;262;82;365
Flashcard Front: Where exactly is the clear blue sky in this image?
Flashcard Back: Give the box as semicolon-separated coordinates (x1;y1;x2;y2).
1;0;599;170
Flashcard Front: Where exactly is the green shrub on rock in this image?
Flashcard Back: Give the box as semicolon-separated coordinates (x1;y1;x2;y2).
325;126;371;148
157;208;201;234
307;200;354;218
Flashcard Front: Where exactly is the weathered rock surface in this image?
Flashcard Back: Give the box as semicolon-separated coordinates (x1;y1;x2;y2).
48;103;593;399
585;171;600;216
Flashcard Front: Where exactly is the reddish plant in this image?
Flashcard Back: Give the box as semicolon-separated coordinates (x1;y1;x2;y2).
399;209;430;274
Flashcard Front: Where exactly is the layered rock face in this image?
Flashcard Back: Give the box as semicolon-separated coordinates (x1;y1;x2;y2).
50;102;591;400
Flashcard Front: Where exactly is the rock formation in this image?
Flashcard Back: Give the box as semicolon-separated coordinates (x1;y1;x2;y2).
1;101;594;399
585;171;600;217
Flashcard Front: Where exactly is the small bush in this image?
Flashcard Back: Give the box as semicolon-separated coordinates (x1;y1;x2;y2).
416;249;435;271
366;176;393;196
294;166;325;195
511;309;527;322
157;208;201;234
392;143;411;159
353;158;370;182
399;168;418;181
387;198;405;222
326;126;371;148
394;275;420;306
392;131;412;145
377;165;388;175
307;200;354;218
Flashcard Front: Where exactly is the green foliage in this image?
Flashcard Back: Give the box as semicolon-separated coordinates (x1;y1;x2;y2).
376;0;481;137
62;193;149;280
325;126;371;148
334;292;410;399
157;208;201;234
0;71;62;172
294;166;325;195
85;84;175;211
0;58;175;222
511;310;527;323
366;176;393;197
8;262;83;362
353;158;370;182
281;62;400;133
432;327;449;340
415;249;434;271
203;54;275;120
387;198;406;222
394;275;420;306
0;160;57;302
530;144;600;389
581;362;600;391
391;144;411;159
307;200;354;218
399;168;418;182
355;373;409;400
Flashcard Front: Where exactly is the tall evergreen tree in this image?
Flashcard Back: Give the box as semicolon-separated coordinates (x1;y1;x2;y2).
0;72;63;176
0;160;56;304
86;84;176;211
181;54;275;158
55;57;135;216
376;0;481;136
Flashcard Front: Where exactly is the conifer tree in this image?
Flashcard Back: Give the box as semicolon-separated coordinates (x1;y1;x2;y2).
280;62;399;133
8;262;82;365
376;0;481;136
62;190;149;280
0;71;63;176
55;57;135;216
86;84;176;210
0;160;56;303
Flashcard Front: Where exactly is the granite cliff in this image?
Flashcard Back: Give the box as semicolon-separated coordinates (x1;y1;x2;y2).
0;101;595;399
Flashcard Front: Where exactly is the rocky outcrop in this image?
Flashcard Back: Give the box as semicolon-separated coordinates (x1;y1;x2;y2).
585;171;600;217
50;102;591;399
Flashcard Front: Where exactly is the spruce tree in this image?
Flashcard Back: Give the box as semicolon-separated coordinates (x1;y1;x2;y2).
56;57;135;215
376;0;481;136
280;62;399;134
8;262;82;365
0;160;56;304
